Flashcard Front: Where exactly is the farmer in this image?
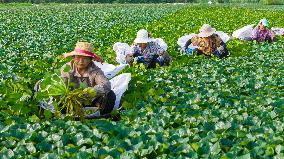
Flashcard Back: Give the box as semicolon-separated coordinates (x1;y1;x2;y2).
184;24;229;58
125;29;172;69
61;42;116;117
252;19;275;42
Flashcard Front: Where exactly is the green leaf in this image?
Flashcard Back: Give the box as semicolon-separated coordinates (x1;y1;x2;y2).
211;142;221;155
0;147;14;158
265;146;274;156
236;154;251;159
29;115;40;123
191;143;199;152
275;145;282;155
44;110;53;119
77;151;92;159
26;143;36;154
39;153;60;159
79;82;88;89
63;65;71;73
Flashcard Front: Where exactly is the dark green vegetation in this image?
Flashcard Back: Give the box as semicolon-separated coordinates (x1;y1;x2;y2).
0;0;283;5
0;4;283;158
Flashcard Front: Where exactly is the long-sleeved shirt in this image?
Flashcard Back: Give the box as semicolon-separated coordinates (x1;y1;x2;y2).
130;41;172;68
252;27;275;42
191;34;224;56
61;60;111;96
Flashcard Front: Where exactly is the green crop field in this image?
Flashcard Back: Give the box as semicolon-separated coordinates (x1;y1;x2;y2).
0;3;283;158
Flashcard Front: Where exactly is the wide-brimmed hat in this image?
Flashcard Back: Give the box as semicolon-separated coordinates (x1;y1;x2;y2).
259;18;269;27
134;29;154;44
198;24;216;38
63;42;102;62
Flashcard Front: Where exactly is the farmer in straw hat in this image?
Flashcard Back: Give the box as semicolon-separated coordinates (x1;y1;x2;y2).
185;24;229;58
61;42;116;117
126;29;172;69
252;18;275;42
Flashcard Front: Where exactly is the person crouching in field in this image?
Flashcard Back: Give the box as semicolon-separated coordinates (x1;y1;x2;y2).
185;24;229;58
61;42;116;117
125;29;172;69
252;19;275;43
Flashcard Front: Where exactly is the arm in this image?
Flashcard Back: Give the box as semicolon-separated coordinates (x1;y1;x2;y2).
129;44;144;64
91;69;111;96
269;30;276;41
158;51;172;66
191;35;199;46
184;39;192;49
217;41;227;53
131;44;142;57
215;35;229;57
215;35;226;49
155;43;172;66
125;45;140;65
141;43;160;65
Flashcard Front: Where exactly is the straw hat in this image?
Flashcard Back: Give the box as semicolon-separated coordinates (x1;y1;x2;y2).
63;42;103;62
134;29;154;43
198;24;216;38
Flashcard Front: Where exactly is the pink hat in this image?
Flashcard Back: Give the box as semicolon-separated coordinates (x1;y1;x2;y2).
63;42;103;62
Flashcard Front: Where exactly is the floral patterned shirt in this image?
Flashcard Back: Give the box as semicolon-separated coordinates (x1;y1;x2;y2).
191;34;223;55
252;27;275;42
130;41;171;68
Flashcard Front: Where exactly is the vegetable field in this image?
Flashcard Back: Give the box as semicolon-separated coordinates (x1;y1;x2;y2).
0;4;284;158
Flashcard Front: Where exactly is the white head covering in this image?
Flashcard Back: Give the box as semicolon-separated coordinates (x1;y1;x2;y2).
134;29;154;43
259;18;269;27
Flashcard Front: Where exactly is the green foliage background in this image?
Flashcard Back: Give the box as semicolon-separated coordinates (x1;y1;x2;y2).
0;3;283;158
0;0;283;5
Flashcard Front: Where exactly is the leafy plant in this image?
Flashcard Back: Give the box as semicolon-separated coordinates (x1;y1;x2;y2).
0;3;283;158
35;66;96;119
